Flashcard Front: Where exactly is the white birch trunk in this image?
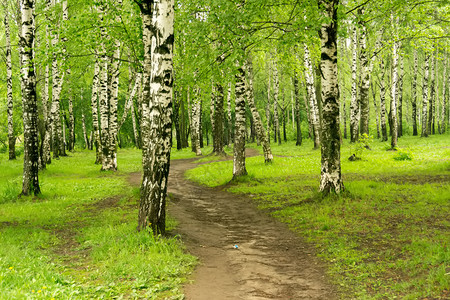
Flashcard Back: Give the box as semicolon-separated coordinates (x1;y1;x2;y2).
273;62;281;144
233;66;248;178
138;0;175;235
422;55;430;137
390;14;399;148
350;25;359;142
412;49;418;136
119;73;142;130
304;44;320;148
91;60;102;163
318;0;343;194
4;4;16;160
358;12;370;137
21;0;41;196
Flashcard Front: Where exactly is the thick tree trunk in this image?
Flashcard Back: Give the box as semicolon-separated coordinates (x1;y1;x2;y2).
21;0;41;196
294;73;302;146
318;0;343;195
350;25;359;143
304;44;320;149
233;66;248;178
191;89;202;155
5;5;16;160
246;57;273;163
390;15;399;149
138;0;174;235
273;62;281;145
358;11;370;137
412;49;418;136
213;84;225;155
422;55;430;137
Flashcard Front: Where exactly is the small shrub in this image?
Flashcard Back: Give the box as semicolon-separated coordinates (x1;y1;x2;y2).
393;148;414;161
349;134;373;161
1;180;19;204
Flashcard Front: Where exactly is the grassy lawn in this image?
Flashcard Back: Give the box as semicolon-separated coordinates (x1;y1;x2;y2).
186;135;450;299
0;147;197;299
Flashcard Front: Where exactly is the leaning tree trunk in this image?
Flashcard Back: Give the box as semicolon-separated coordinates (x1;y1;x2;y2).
412;49;418;136
304;44;320;149
233;65;248;178
350;24;359;143
273;62;281;145
422;55;430;137
390;14;399;149
294;73;302;146
118;73;141;130
138;0;174;235
358;11;370;137
318;0;343;195
246;57;273;163
213;83;225;155
21;0;41;196
4;5;16;160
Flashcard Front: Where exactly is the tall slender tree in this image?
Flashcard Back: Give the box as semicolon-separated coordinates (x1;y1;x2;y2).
233;65;248;178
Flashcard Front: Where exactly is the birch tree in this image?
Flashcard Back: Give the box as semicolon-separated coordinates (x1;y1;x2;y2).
233;65;248;178
21;0;41;196
304;44;320;149
4;2;16;160
358;10;370;137
318;0;343;194
137;0;175;235
350;25;359;143
422;55;430;137
412;49;418;136
389;14;399;149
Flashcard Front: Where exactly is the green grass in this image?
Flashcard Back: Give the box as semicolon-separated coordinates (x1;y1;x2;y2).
0;147;195;299
186;135;450;299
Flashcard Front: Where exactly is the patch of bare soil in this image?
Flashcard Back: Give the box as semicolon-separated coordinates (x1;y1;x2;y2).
129;149;337;300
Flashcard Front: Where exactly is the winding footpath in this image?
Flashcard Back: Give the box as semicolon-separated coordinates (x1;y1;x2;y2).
130;150;337;300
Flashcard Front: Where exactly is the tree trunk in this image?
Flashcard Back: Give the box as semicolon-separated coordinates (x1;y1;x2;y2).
138;0;174;235
350;24;359;143
173;88;182;150
68;93;75;151
397;54;404;137
233;66;248;178
191;89;202;155
390;14;399;149
91;60;102;163
246;57;273;163
21;0;41;196
273;62;281;145
442;55;447;134
358;11;370;137
371;81;380;139
379;58;388;141
41;15;51;165
412;49;418;136
294;73;302;146
213;84;225;155
318;0;343;195
118;73;141;130
5;4;16;160
343;97;347;139
81;108;89;149
428;51;436;136
304;44;320;149
266;61;272;143
180;87;188;148
422;55;430;137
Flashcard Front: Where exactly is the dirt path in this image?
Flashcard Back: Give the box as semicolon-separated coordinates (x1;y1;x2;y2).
130;150;337;300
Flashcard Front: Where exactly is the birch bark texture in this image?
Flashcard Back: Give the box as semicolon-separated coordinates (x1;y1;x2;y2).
390;15;399;149
21;0;41;196
422;55;430;137
233;66;248;178
412;49;418;136
350;25;359;143
318;0;343;194
138;0;175;235
304;44;320;149
4;3;16;160
358;10;370;137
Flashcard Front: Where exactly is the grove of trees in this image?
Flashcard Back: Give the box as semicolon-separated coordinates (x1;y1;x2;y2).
1;0;449;233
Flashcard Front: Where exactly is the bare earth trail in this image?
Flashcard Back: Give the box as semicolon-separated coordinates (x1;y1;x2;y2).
130;150;337;300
